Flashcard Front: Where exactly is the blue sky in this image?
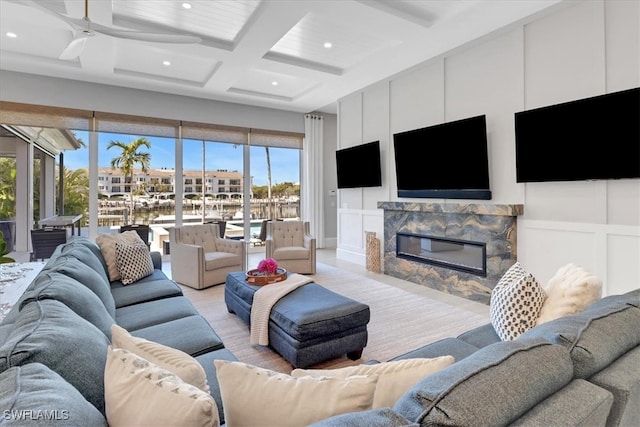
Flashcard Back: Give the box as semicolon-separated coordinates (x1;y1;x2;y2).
63;131;300;187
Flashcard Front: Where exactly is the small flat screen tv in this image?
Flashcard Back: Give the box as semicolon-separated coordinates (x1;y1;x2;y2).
393;115;491;200
336;140;382;189
515;87;640;183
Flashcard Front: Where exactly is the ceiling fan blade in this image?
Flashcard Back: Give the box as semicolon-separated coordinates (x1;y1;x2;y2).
90;23;202;44
59;36;89;60
17;0;79;30
19;0;202;46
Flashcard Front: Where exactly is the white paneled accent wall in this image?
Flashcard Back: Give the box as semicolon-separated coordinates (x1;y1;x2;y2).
336;0;640;296
336;208;383;266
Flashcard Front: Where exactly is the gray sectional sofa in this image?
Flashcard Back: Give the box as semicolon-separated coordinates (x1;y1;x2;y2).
0;236;237;426
1;235;638;426
313;288;640;427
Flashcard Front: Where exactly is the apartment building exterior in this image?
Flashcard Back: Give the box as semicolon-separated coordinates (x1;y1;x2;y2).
97;167;245;199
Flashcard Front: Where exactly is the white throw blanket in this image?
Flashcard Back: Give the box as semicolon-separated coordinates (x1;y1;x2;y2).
250;273;313;346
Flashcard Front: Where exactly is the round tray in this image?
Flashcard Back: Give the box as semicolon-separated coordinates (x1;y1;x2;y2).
245;268;287;285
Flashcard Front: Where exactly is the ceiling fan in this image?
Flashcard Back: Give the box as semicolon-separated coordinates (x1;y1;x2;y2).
23;0;202;60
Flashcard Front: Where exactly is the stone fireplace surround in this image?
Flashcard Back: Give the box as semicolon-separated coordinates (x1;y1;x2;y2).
378;202;523;304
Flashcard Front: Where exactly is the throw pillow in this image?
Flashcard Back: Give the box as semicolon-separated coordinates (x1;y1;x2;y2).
96;231;144;281
115;240;154;285
105;346;219;427
291;356;454;409
490;262;546;341
214;360;378;427
536;263;602;325
110;324;209;393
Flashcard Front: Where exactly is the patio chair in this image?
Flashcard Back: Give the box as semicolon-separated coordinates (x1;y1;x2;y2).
120;224;150;247
204;220;227;239
30;227;67;261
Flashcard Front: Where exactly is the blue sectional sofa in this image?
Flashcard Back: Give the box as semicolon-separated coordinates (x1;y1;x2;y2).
1;235;638;426
0;236;237;425
313;288;640;427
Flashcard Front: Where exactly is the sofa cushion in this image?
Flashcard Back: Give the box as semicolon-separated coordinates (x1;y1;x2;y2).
204;251;242;271
96;231;144;281
114;296;199;331
456;323;501;349
520;293;640;378
114;240;154;285
110;276;183;308
309;408;418;427
393;338;573;426
195;348;239;425
292;356;455;409
0;299;110;415
536;263;602;325
131;315;225;356
588;346;640;427
19;271;115;337
110;324;209;393
273;246;309;260
67;236;109;273
59;239;110;284
510;379;613;427
390;337;480;362
105;347;219;427
215;359;378;427
490;262;546;341
0;363;107;427
42;255;116;318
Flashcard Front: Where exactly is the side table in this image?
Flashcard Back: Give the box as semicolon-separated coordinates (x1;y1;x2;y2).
0;261;46;322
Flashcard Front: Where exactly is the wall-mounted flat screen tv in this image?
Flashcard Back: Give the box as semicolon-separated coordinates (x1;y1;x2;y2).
393;115;491;200
336;140;382;189
515;87;640;183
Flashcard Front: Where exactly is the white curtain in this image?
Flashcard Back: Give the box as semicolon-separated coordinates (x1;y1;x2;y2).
302;114;325;248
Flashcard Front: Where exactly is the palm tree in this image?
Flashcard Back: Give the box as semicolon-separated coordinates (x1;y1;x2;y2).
265;146;275;219
107;138;151;222
57;167;90;226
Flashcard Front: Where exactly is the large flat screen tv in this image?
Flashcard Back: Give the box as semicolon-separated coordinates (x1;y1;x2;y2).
393;115;491;200
515;87;640;183
336;140;382;189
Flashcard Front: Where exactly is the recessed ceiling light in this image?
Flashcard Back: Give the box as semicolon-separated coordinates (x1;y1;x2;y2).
182;2;192;9
6;32;17;38
271;81;279;86
323;42;332;49
163;60;171;66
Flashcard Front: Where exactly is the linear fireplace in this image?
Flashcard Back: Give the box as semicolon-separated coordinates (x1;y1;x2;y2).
378;202;523;304
396;232;486;277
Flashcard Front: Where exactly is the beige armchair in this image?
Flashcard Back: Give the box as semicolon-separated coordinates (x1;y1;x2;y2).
266;221;316;274
170;223;246;289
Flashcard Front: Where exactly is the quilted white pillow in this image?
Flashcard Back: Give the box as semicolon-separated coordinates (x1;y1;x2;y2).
536;263;602;325
110;325;209;393
214;360;378;427
115;240;154;285
96;231;144;281
490;262;547;341
105;347;219;427
291;356;454;409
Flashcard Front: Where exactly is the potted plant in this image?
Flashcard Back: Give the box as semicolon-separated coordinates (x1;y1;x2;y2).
0;161;16;253
0;230;15;264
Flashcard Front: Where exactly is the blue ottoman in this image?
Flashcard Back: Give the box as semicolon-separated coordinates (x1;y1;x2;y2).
225;271;370;368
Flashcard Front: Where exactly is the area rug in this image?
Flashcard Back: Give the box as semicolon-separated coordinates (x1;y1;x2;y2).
181;262;489;373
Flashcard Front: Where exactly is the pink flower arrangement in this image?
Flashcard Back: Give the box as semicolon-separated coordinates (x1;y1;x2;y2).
257;258;279;275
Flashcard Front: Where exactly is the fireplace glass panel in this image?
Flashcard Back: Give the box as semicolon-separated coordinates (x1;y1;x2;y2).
396;232;486;276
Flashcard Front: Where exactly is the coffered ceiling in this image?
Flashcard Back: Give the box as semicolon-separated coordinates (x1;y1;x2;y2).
0;0;561;114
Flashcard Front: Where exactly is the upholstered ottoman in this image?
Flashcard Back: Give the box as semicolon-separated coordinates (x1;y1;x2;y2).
225;271;370;368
